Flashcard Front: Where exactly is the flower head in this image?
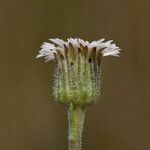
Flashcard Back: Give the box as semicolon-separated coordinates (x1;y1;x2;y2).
37;38;121;107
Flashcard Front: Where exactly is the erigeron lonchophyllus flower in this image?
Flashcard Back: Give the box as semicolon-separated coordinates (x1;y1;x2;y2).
36;38;121;107
36;37;121;150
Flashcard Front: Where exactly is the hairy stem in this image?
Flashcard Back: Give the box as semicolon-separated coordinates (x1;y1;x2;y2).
68;104;86;150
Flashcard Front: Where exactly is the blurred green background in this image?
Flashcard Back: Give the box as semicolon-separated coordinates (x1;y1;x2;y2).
0;0;150;149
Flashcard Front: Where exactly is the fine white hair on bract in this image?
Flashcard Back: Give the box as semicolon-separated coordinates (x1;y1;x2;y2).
36;38;121;62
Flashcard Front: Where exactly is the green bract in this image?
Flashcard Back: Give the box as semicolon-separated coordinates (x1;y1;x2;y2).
54;45;102;107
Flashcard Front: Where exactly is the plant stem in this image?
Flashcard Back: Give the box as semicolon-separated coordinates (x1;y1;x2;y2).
68;104;86;150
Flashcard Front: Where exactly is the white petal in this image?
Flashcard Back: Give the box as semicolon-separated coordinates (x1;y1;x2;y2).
68;38;80;48
103;50;120;56
41;42;55;51
97;38;105;43
36;53;44;58
49;38;65;48
88;41;98;49
78;38;86;46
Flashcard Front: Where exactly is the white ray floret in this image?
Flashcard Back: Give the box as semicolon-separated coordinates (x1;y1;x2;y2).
36;42;56;62
37;38;121;62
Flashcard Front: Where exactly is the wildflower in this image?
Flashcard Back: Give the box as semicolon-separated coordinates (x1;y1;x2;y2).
37;38;120;107
36;38;121;150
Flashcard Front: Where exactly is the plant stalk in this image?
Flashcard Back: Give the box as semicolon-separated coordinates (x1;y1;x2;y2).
68;104;86;150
